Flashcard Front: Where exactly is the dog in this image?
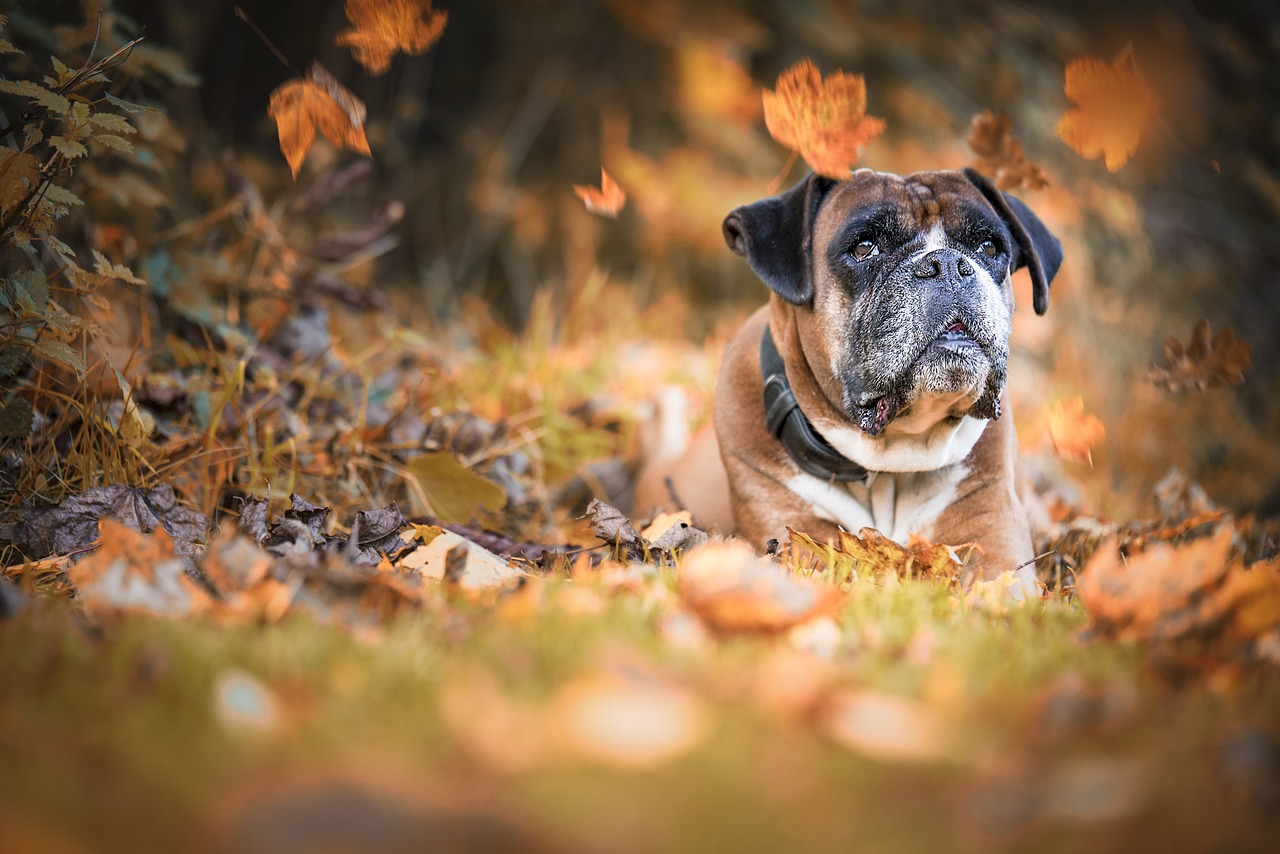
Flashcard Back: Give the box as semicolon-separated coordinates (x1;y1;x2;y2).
635;167;1062;591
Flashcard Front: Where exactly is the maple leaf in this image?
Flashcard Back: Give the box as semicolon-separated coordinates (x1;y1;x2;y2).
336;0;447;76
762;59;885;179
268;62;372;178
1148;319;1252;393
1056;44;1159;172
967;109;1049;191
573;167;627;218
1044;397;1106;467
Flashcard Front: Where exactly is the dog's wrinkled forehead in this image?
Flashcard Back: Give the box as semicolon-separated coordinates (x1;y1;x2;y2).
812;169;1008;250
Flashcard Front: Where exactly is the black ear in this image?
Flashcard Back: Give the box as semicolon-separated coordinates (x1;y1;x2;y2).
722;173;836;305
962;168;1062;315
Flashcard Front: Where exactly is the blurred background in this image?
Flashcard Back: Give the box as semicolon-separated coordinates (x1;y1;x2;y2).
7;0;1280;521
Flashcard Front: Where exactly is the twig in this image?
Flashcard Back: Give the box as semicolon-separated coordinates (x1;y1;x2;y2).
233;6;301;77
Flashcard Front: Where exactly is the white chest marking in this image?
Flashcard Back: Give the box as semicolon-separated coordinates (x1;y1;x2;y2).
786;462;969;545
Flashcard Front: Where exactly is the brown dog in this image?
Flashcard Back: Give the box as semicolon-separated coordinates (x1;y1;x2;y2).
635;168;1062;592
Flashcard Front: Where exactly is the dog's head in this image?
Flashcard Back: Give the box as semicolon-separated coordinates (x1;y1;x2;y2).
723;168;1061;436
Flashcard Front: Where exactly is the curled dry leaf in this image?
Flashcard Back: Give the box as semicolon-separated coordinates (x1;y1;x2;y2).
762;59;885;179
680;539;842;634
337;0;447;76
1044;397;1106;467
967;109;1049;191
1056;44;1159;173
68;519;207;618
1078;526;1280;645
572;167;627;218
1148;319;1252;393
268;62;371;178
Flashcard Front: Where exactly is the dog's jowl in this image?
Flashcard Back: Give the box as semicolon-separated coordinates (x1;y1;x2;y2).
635;168;1062;591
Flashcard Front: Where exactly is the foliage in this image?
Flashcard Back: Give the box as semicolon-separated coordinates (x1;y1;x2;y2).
0;1;1278;851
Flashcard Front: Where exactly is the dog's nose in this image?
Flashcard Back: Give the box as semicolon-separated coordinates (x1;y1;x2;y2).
913;249;975;280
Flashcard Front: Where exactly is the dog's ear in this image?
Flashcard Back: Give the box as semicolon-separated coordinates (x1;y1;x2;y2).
962;168;1062;315
722;173;837;305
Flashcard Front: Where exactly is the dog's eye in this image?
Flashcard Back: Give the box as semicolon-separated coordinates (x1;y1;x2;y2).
851;240;879;261
979;240;999;258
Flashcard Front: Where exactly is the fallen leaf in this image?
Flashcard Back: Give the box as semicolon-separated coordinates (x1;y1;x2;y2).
762;59;885;179
336;0;447;76
1078;527;1280;645
820;689;953;762
1055;44;1159;172
1148;319;1252;393
202;521;273;592
68;520;206;617
405;452;507;524
1044;397;1106;467
680;539;843;633
0;484;210;560
550;673;710;769
967;109;1049;191
406;529;522;592
572;167;627;218
268;62;372;178
789;526;971;583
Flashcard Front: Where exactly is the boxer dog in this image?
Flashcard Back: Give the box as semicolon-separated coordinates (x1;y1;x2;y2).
635;168;1061;592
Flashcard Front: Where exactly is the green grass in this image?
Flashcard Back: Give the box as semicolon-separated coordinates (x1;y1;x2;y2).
2;572;1276;853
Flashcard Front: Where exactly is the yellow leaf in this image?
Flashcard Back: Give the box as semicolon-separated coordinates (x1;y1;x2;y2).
762;59;885;179
267;62;372;178
404;452;507;524
336;0;448;76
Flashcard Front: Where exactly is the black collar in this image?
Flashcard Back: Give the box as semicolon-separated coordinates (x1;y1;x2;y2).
761;326;871;484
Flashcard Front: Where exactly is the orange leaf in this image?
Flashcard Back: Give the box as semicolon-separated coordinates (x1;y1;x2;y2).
680;540;842;634
573;167;627;218
1044;397;1106;467
336;0;448;76
1148;319;1252;393
1079;527;1280;645
1055;44;1159;172
267;62;372;178
761;59;885;179
67;519;207;617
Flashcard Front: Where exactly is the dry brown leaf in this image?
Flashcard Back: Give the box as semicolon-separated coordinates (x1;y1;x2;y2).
1044;397;1106;467
572;167;627;218
967;109;1049;191
1055;44;1159;173
680;539;842;633
336;0;447;76
268;62;372;178
762;59;885;179
790;527;972;583
1148;319;1252;393
1078;527;1280;645
68;519;207;617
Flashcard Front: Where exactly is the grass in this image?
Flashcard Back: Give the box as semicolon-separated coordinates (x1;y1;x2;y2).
3;567;1276;853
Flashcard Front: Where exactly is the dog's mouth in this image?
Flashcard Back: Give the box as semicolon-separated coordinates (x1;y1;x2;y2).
929;318;979;350
845;318;991;437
